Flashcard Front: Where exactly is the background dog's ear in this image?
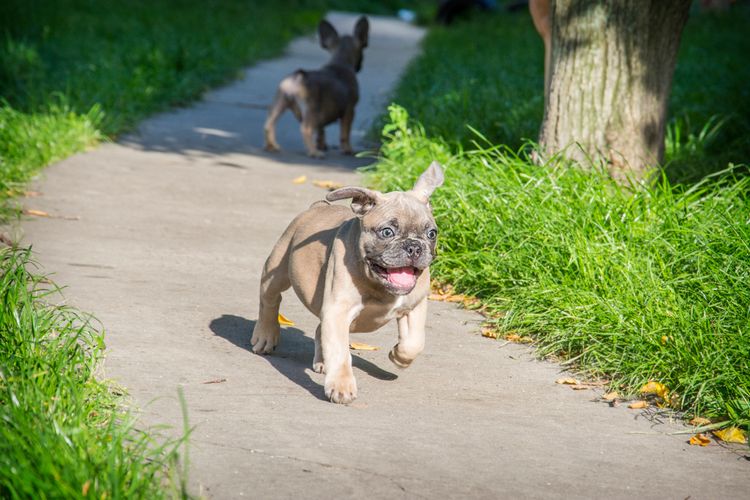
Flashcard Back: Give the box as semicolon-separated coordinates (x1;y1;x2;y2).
354;16;369;48
326;187;382;216
411;161;445;203
319;20;339;50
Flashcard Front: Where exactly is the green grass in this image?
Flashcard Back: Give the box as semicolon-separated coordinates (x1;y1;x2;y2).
370;105;750;428
1;247;189;497
367;5;750;432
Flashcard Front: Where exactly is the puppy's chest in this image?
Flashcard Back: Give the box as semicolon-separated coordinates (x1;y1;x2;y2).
352;296;414;330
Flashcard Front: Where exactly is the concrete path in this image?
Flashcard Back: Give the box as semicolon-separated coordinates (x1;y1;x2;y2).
17;12;749;500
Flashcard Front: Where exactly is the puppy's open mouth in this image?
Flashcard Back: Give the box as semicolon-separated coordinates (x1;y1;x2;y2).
370;262;420;293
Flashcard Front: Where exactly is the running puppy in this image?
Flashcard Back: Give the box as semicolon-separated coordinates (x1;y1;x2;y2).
263;17;369;158
251;162;444;404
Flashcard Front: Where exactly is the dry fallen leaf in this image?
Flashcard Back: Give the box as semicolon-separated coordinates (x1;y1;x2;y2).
602;391;620;401
312;180;344;191
628;400;648;409
24;190;42;197
202;378;227;384
278;313;295;326
689;416;712;427
82;480;91;496
292;175;307;184
481;326;498;339
713;427;748;444
556;377;580;386
349;342;379;351
689;433;712;447
571;385;589;391
639;381;669;400
24;209;50;217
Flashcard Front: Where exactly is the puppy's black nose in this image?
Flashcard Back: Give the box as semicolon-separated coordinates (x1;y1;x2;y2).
404;241;423;258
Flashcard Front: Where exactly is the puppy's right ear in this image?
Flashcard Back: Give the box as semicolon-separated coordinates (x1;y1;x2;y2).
319;20;339;50
326;187;382;216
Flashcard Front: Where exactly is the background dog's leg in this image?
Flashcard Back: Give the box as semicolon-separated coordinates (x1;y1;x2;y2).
313;324;325;373
339;108;354;155
320;310;357;403
251;238;292;354
264;90;288;152
389;297;427;368
301;120;324;158
316;126;327;151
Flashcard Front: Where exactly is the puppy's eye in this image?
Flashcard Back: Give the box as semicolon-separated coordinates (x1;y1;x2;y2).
379;227;395;238
427;229;438;240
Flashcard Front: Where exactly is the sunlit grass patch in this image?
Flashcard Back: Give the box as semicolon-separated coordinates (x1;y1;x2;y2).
0;247;189;497
367;106;750;429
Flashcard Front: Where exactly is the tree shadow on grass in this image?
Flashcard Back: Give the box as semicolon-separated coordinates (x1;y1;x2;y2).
208;314;397;401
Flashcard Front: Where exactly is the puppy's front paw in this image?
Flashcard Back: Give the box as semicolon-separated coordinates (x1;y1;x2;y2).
307;149;325;159
312;360;325;373
250;326;279;354
324;373;357;404
264;142;281;153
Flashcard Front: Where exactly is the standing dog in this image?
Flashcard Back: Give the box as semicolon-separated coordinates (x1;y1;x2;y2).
263;17;369;158
251;162;444;403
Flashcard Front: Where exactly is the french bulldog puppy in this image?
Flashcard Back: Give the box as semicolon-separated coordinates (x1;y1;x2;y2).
264;16;369;158
251;162;444;403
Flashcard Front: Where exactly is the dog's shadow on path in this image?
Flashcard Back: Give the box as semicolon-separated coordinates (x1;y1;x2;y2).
209;314;397;401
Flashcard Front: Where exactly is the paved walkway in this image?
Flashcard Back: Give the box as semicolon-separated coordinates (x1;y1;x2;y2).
18;12;749;500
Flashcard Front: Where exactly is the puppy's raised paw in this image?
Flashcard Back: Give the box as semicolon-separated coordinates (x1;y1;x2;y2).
324;373;357;404
307;149;326;159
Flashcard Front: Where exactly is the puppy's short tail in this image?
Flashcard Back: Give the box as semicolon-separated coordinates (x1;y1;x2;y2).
278;70;307;122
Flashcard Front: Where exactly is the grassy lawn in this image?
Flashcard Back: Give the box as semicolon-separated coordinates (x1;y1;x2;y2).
368;6;750;431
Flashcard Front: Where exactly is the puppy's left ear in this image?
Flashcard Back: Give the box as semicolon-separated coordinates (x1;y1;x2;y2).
319;20;339;50
354;16;369;48
327;186;382;216
411;161;444;203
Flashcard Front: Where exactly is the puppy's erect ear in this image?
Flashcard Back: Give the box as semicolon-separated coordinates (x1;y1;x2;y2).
319;20;339;50
354;16;369;48
326;187;382;216
411;161;445;203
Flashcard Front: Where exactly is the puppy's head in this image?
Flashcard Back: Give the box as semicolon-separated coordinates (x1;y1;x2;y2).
327;161;444;295
319;16;369;72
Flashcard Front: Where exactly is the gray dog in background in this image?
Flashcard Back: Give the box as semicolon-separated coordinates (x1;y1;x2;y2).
263;16;369;158
251;162;444;403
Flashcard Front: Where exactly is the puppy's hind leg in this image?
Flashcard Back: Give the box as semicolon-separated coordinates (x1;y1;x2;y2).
251;233;293;354
264;89;288;152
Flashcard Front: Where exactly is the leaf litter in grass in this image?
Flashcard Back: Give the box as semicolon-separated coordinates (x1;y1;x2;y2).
713;427;748;444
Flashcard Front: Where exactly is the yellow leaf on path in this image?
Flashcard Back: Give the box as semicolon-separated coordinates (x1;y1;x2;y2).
639;381;669;400
312;180;344;191
292;175;307;184
713;427;748;444
481;327;498;339
689;416;712;426
689;433;712;446
556;377;580;385
602;391;620;401
24;209;49;217
349;342;379;351
628;400;648;409
277;313;295;326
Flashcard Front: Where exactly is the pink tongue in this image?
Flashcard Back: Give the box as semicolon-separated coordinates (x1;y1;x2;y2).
387;267;417;288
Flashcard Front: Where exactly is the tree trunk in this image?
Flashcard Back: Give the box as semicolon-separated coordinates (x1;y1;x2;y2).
538;0;691;181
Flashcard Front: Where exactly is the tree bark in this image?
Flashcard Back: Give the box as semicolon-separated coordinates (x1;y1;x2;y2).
538;0;691;181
